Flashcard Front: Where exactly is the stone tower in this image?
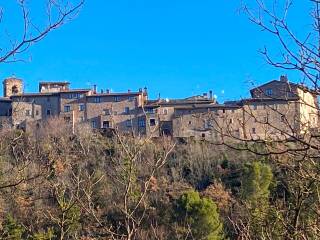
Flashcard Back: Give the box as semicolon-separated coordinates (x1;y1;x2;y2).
3;76;23;98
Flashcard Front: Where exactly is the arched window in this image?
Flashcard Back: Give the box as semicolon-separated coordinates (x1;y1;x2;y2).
11;85;19;94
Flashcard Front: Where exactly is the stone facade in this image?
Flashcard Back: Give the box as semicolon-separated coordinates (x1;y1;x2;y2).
0;76;318;141
3;77;23;98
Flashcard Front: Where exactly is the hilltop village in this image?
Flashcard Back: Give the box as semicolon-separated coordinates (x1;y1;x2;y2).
0;75;318;141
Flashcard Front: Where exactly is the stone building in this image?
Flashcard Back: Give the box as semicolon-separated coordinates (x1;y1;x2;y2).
0;75;317;141
173;76;319;141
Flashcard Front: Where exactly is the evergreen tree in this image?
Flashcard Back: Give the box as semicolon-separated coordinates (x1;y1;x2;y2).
175;190;224;240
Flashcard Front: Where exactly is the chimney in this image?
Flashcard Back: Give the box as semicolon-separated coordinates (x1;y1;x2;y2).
280;75;288;82
144;87;148;93
106;89;110;94
139;88;142;93
209;90;213;100
128;89;131;93
93;84;97;94
101;89;104;94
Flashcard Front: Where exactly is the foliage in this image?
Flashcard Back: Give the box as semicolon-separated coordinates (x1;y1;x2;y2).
175;190;224;240
1;215;25;240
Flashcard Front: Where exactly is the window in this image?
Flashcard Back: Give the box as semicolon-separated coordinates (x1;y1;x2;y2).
64;116;71;122
64;105;71;112
229;119;233;124
114;96;120;102
252;128;256;134
253;105;258;110
128;96;135;101
91;121;97;128
150;119;156;126
126;120;132;127
79;116;84;122
273;104;278;110
222;109;226;114
35;110;39;116
103;121;110;128
281;115;285;122
104;109;111;115
145;108;155;114
46;109;51;116
73;93;80;99
124;107;130;114
94;97;101;103
202;133;206;138
138;118;146;127
26;110;31;116
163;109;168;115
79;104;85;111
188;121;192;125
266;89;273;96
12;85;19;94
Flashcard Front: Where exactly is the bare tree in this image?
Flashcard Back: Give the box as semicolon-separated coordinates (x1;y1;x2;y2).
0;0;84;64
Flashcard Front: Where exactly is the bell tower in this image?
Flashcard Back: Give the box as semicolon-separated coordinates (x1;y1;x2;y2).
3;76;23;98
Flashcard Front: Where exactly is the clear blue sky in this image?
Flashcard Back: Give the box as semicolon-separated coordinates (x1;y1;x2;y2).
0;1;312;102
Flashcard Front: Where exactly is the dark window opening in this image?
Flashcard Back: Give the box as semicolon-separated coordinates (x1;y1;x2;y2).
64;117;71;122
150;119;156;126
103;121;110;128
11;85;19;94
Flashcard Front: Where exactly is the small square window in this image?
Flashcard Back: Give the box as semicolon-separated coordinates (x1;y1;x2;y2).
146;108;155;114
252;128;256;134
264;117;268;123
126;120;132;127
138;118;146;127
104;109;111;115
94;97;101;103
124;107;130;114
35;110;39;116
79;104;85;111
26;110;31;116
150;119;156;126
266;89;273;96
64;105;71;112
64;116;71;122
103;121;110;128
